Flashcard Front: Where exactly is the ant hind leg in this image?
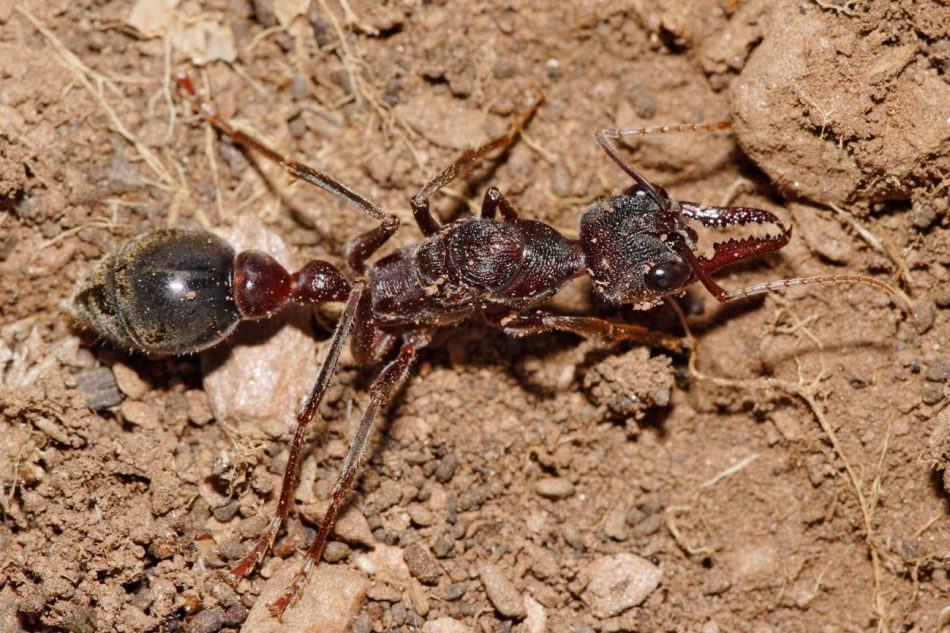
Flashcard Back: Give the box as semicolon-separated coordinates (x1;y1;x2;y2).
177;73;399;275
266;329;432;619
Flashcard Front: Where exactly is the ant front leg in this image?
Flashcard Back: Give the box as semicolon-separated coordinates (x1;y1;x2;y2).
499;311;687;354
409;95;542;235
267;329;432;619
177;73;399;275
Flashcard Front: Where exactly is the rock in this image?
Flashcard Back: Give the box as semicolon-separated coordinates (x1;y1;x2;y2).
240;562;368;633
434;453;460;483
479;563;526;619
185;607;225;633
422;617;474;633
431;530;456;558
583;348;674;420
926;359;950;383
404;543;441;585
186;389;214;425
580;553;662;618
732;3;950;205
112;362;149;399
533;477;574;499
300;501;375;548
120;400;160;429
923;381;945;405
523;595;547;633
603;504;628;541
75;366;123;410
407;502;436;527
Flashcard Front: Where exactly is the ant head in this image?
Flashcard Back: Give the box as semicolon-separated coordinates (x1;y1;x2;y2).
586;128;796;306
580;184;792;307
580;189;696;308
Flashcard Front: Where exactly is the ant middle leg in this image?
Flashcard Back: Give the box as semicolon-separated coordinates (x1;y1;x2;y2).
267;329;432;619
499;311;688;354
177;73;399;275
409;94;543;236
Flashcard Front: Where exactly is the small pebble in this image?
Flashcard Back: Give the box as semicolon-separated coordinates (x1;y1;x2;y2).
391;602;408;626
923;381;945;405
479;563;527;618
148;536;176;560
187;389;214;425
302;502;375;547
580;553;662;618
184;607;225;633
223;604;248;627
212;499;239;522
633;513;664;537
112;362;149;399
523;595;547;633
208;580;241;608
434;454;460;483
405;544;441;585
444;582;467;600
323;541;350;563
407;503;436;527
120;400;160;429
75;366;123;410
242;562;368;633
603;505;628;541
533;477;574;499
422;617;475;633
914;299;936;334
926;359;950;382
431;530;456;558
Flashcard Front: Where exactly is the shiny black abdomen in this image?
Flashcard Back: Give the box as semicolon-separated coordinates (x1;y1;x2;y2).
73;229;241;354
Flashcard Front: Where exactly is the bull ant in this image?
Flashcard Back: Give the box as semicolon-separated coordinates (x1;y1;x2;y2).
72;74;896;618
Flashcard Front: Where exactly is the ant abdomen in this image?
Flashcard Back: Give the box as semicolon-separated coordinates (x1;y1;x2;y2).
74;229;241;354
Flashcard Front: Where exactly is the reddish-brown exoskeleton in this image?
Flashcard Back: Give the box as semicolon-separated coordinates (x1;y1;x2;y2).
73;75;895;618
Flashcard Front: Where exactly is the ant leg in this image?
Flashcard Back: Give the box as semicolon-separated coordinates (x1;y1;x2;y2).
499;312;687;354
410;95;542;236
227;284;365;584
480;186;519;221
267;330;432;619
177;74;398;275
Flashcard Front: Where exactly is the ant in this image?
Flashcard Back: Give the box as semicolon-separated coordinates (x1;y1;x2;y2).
72;74;897;619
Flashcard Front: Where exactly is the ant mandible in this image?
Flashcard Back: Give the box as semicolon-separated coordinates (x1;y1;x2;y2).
72;74;896;619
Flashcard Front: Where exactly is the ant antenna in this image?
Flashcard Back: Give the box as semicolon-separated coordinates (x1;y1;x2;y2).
595;121;733;208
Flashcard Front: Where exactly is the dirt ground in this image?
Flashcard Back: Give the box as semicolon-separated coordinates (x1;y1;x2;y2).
2;1;950;632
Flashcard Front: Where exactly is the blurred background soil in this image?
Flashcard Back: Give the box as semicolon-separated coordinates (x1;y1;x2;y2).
1;1;950;632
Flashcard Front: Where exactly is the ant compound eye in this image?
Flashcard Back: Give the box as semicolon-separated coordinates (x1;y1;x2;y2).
644;259;691;292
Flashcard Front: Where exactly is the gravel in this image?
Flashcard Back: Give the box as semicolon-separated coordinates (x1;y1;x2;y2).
479;563;526;619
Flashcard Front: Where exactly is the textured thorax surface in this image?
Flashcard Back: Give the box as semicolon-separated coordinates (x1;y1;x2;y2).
368;218;582;327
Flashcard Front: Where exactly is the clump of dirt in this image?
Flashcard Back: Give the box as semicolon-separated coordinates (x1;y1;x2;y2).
1;1;949;632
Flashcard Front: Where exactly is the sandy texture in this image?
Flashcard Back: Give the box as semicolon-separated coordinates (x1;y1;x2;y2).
1;1;949;632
